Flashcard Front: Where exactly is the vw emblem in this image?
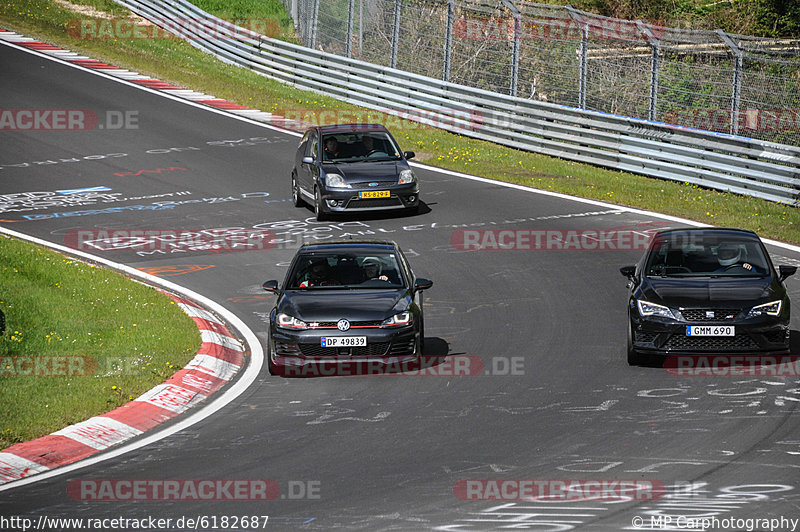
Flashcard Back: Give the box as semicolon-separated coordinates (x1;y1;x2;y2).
337;319;350;331
368;182;379;187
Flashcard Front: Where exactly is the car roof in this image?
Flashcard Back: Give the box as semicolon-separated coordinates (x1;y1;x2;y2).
652;227;761;240
313;123;390;134
297;240;399;254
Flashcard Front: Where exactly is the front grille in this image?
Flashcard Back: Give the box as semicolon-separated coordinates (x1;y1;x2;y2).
633;331;658;344
298;342;390;358
274;341;301;356
764;329;788;344
389;337;416;356
679;308;741;321
345;197;403;209
311;320;383;329
664;334;757;351
355;181;397;187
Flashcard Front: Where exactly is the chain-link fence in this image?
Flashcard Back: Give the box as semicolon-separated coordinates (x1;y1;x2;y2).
280;0;800;146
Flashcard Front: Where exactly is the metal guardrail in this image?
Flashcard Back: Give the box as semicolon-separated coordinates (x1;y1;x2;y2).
286;0;800;147
113;0;800;205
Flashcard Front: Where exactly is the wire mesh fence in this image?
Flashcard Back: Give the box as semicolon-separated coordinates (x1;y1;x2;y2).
280;0;800;146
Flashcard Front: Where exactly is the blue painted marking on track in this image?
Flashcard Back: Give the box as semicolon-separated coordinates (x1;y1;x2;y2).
55;186;112;195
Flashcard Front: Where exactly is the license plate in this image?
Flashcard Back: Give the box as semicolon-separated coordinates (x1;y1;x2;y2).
686;326;735;336
359;190;390;199
321;336;366;347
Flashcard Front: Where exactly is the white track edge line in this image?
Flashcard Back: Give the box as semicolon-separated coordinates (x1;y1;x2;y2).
0;226;264;492
3;33;799;257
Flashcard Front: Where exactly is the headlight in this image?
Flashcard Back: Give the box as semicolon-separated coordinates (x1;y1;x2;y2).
747;300;782;318
276;313;308;330
325;173;350;188
636;300;676;319
398;169;416;185
380;311;413;328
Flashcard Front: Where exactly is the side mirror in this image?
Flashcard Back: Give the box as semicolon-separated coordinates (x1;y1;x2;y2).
414;278;433;291
301;156;314;165
262;280;279;294
619;266;636;278
779;265;797;282
404;151;415;160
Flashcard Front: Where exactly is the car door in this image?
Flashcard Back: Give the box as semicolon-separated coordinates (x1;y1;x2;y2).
297;131;319;197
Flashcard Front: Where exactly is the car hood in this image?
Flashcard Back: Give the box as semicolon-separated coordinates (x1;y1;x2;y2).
640;275;779;307
279;289;410;321
322;161;404;184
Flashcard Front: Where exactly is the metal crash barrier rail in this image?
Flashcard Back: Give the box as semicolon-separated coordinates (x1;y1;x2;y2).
113;0;800;205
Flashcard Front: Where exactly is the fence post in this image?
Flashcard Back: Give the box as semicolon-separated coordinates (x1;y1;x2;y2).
566;6;588;109
501;0;521;97
637;20;660;122
391;0;401;68
716;29;742;136
346;0;355;57
444;0;454;82
310;0;320;49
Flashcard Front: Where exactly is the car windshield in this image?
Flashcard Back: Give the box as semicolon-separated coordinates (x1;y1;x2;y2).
287;252;405;289
645;232;771;277
321;132;402;162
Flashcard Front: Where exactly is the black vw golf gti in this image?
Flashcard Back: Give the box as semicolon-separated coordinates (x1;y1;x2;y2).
621;228;796;365
263;241;432;376
291;123;420;220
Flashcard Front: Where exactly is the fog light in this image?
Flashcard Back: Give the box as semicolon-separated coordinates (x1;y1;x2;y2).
326;199;341;207
408;195;416;203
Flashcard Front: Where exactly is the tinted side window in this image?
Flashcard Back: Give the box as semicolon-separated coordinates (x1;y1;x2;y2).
306;133;318;160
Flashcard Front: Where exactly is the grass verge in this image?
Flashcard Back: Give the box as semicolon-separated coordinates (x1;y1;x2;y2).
0;235;200;449
0;0;798;246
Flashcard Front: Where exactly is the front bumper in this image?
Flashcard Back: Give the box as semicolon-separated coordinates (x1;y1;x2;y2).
320;184;419;213
630;314;790;356
268;324;420;375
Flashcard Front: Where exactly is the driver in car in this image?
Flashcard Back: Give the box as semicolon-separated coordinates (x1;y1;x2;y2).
715;242;753;272
362;257;388;281
358;135;375;156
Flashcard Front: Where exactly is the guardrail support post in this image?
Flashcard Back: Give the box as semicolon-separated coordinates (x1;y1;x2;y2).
444;0;454;82
346;0;355;58
391;0;401;68
716;29;743;136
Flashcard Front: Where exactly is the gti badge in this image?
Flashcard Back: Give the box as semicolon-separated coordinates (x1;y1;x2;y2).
337;319;351;331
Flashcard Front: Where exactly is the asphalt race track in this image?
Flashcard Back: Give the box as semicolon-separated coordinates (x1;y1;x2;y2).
3;40;800;531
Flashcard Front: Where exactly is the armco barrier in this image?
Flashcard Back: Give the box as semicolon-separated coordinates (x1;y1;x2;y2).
113;0;800;205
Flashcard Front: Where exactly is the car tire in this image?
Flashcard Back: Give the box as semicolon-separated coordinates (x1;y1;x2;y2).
314;187;328;221
292;172;304;207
